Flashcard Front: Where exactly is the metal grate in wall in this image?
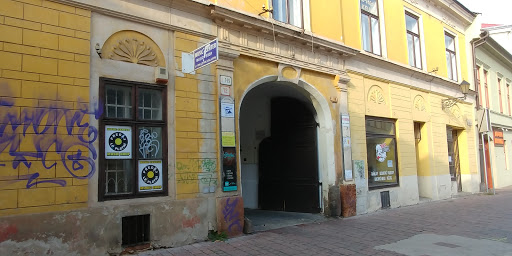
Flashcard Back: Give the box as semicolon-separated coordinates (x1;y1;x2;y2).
122;214;150;246
381;191;390;209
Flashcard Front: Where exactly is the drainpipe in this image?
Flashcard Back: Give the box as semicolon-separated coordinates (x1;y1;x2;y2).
470;31;489;109
471;31;493;193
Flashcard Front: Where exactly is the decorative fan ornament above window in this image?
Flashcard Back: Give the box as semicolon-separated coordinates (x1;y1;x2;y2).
101;30;166;67
413;95;426;112
368;85;386;105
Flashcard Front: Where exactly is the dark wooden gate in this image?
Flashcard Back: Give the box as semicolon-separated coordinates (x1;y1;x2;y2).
259;97;320;213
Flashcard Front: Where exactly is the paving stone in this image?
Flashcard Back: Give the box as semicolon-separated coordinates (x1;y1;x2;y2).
137;188;512;256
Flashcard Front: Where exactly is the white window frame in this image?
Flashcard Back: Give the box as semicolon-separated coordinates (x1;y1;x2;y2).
404;7;426;71
443;29;461;82
359;0;388;58
271;0;311;31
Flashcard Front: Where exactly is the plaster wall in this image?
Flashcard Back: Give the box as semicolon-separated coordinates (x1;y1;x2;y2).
348;68;479;213
0;0;93;216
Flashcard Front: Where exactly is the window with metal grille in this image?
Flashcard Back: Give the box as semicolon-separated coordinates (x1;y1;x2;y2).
99;78;168;201
381;191;390;209
122;214;150;246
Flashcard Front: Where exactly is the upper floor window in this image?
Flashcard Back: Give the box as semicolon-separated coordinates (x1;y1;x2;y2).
405;12;422;69
272;0;310;29
361;0;381;55
507;83;511;116
498;78;503;113
445;32;458;81
484;70;490;108
476;65;482;107
99;78;167;201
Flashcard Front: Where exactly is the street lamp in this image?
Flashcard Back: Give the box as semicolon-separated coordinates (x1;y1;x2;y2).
442;80;470;109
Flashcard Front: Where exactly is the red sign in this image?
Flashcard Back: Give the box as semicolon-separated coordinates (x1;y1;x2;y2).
494;129;504;146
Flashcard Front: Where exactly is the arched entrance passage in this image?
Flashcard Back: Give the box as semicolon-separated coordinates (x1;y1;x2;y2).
239;77;335;214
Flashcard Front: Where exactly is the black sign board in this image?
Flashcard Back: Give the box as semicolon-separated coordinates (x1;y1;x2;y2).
222;147;237;191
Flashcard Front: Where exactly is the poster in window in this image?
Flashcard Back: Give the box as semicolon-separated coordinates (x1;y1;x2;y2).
138;160;163;192
367;138;398;188
222;147;237;191
105;126;132;159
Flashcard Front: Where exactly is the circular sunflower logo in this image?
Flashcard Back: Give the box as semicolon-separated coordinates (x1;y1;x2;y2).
108;132;128;151
141;165;160;185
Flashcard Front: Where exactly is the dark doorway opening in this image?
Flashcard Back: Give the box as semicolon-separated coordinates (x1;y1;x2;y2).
447;127;462;192
258;97;320;213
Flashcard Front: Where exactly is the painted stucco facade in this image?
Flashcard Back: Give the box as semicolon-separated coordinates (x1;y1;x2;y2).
0;0;485;255
474;35;512;189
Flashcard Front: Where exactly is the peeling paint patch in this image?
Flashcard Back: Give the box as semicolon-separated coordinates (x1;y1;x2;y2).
182;216;200;228
0;223;17;242
0;237;79;256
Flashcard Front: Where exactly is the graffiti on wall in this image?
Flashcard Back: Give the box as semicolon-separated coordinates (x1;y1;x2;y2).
176;158;217;193
0;83;102;188
222;197;242;233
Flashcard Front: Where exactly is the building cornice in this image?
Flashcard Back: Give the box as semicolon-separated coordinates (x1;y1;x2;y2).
480;38;512;70
55;0;217;39
209;5;360;58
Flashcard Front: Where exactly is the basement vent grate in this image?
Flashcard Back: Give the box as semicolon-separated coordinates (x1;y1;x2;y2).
381;191;390;209
122;214;150;246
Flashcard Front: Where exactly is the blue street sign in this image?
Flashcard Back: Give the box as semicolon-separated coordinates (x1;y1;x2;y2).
193;38;218;71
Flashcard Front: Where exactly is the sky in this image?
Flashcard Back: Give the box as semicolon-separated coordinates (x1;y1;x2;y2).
456;0;512;25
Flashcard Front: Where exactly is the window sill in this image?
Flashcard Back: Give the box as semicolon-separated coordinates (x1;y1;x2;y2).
368;183;399;191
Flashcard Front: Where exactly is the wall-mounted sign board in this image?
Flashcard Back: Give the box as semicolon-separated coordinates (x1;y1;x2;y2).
182;38;218;74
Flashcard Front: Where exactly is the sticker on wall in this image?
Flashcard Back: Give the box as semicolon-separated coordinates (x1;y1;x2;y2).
138;160;163;192
222;132;236;147
387;160;393;168
376;143;389;162
344;169;353;180
220;86;231;96
105;126;132;159
222;147;237;192
221;102;235;118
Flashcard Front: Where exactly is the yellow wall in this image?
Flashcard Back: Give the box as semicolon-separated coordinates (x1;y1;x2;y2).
340;0;360;48
174;32;219;199
212;0;269;16
348;72;477;180
384;0;408;64
339;1;471;82
0;0;91;216
310;0;343;42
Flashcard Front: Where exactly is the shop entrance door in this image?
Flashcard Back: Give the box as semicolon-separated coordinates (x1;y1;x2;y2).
259;97;320;213
484;138;493;189
447;127;461;192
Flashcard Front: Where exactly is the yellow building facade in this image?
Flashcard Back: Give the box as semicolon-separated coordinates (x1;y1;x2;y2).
0;0;481;254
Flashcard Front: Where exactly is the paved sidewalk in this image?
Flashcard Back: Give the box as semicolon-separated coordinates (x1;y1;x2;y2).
139;188;512;256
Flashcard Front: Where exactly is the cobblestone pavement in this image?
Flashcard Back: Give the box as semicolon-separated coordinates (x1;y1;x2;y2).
139;188;512;256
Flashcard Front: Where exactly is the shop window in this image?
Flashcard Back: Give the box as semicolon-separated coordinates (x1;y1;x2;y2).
366;117;399;189
361;0;381;55
99;78;167;201
405;12;422;69
272;0;310;29
445;32;458;81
